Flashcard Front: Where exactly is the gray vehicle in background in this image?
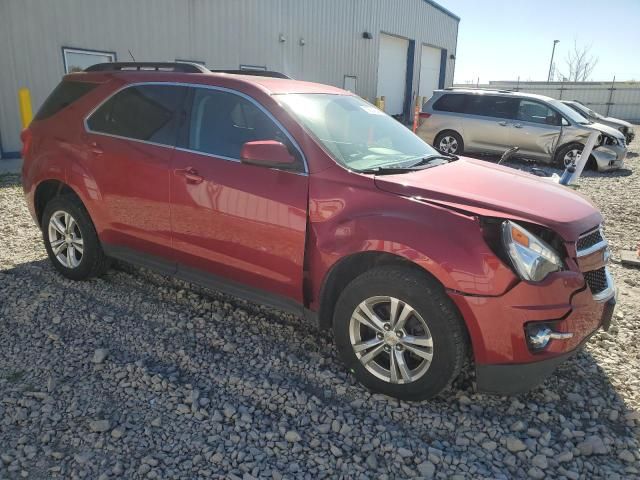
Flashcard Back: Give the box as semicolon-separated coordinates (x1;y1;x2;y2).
417;88;627;171
562;100;635;145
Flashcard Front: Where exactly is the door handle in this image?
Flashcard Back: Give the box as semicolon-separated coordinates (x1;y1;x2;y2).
514;123;523;129
89;141;104;155
498;121;507;126
175;166;203;184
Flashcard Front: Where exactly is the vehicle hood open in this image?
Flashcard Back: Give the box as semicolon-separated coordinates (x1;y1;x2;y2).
374;158;602;240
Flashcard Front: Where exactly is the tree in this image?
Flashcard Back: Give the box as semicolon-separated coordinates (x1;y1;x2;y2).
560;41;599;82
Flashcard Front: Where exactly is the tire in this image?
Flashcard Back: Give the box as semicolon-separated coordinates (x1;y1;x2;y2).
434;131;464;155
333;265;468;400
41;195;110;280
554;142;597;170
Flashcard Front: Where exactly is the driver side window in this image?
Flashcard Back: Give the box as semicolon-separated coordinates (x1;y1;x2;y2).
185;87;299;166
517;100;560;125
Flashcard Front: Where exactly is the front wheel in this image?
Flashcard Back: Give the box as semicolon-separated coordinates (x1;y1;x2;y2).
554;143;597;170
333;266;468;400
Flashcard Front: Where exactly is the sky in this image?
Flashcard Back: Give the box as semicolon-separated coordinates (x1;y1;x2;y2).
440;0;640;84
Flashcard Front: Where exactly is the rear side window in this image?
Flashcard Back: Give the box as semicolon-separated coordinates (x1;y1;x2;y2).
466;95;518;119
34;81;97;121
87;85;186;145
432;94;467;113
185;87;299;164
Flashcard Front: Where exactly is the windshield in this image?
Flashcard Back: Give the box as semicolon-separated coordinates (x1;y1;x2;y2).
548;99;592;125
277;93;440;171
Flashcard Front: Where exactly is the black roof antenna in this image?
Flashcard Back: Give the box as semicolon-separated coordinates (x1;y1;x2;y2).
128;50;136;62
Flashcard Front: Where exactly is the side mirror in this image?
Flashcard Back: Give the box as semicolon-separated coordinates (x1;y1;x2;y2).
240;140;296;168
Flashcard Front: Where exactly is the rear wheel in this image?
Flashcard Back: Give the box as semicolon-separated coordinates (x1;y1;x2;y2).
333;265;467;400
434;131;464;155
42;195;110;280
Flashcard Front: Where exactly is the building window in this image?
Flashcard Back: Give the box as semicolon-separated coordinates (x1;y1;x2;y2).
343;75;357;93
63;47;116;73
239;64;267;71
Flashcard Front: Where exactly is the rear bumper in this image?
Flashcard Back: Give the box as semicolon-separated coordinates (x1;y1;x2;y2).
448;271;616;394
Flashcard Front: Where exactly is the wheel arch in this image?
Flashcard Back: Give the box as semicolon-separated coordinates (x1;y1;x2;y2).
34;179;84;226
317;251;446;331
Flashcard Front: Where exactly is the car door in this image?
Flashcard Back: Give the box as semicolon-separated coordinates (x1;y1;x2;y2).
510;99;563;160
84;84;187;261
461;95;518;153
170;86;308;308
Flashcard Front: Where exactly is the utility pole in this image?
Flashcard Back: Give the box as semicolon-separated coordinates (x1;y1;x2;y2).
547;40;559;82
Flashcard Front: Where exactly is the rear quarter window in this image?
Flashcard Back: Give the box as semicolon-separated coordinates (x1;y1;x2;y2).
34;81;98;121
86;85;187;145
432;94;467;113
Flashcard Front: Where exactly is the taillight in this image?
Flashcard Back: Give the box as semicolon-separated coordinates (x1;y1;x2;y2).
20;128;32;158
418;112;431;128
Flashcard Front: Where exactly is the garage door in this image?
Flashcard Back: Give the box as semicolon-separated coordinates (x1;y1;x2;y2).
376;34;409;116
419;45;442;102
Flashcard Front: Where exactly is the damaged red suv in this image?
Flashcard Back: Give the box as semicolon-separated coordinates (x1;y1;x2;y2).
22;62;616;400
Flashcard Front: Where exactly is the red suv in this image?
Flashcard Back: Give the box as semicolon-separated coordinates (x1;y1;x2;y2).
22;62;616;400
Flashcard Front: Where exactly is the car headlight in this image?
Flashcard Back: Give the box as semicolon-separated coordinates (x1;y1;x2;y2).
501;221;563;282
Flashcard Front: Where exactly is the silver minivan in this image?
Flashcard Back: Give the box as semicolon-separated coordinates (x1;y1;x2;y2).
417;89;627;171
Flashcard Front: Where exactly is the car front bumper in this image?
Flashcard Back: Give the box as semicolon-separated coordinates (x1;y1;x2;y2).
448;271;616;394
592;144;627;171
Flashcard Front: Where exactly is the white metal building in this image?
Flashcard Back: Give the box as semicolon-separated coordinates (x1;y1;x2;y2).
0;0;459;158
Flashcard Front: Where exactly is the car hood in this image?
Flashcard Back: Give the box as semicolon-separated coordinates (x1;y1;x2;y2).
374;158;601;241
601;117;633;129
586;122;626;142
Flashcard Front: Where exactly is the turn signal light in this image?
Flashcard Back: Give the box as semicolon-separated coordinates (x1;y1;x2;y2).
511;226;530;247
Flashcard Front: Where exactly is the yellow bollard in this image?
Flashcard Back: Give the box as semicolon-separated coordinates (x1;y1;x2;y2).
18;87;33;129
374;97;382;109
380;96;385;112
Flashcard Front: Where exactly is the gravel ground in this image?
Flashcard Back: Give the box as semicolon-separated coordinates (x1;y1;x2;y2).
1;134;639;479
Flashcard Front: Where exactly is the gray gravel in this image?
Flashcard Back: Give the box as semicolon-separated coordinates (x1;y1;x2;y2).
1;133;639;479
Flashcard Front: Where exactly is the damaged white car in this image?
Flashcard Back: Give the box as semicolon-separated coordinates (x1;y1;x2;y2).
418;89;627;171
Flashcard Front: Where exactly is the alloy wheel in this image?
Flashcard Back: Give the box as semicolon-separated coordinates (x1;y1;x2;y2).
563;148;581;168
348;296;434;384
48;210;84;268
438;136;458;154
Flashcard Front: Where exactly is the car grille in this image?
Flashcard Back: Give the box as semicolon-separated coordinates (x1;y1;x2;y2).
577;228;604;252
583;267;608;295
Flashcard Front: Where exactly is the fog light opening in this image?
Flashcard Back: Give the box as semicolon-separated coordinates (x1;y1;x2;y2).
525;323;574;352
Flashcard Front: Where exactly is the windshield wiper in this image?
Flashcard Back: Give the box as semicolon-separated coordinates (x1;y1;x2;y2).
358;165;424;175
358;154;454;175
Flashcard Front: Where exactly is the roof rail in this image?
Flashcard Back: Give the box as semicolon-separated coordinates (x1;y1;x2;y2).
445;86;513;93
84;62;209;73
210;69;292;79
